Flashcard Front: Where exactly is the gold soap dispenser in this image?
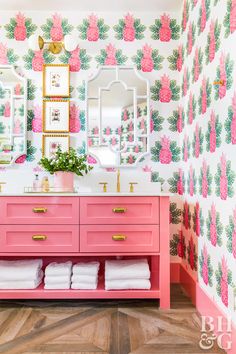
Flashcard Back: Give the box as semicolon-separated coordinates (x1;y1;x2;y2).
42;176;50;192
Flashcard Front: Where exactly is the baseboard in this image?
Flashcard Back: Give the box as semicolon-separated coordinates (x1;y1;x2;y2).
179;264;196;305
170;262;180;283
171;263;235;352
171;262;196;305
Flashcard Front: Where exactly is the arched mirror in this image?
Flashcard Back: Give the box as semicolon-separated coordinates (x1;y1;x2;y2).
86;66;150;168
0;65;27;166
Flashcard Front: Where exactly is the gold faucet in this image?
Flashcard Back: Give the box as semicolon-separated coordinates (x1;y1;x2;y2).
116;169;121;192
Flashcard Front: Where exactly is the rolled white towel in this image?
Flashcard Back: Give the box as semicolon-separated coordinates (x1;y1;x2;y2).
44;281;71;290
72;262;100;277
71;274;97;284
71;281;98;290
105;279;151;290
0;259;43;281
45;261;72;277
0;270;44;289
45;274;71;284
105;259;150;281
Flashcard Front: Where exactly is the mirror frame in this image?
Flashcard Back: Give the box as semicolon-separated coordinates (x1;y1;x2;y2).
86;65;150;168
0;65;27;166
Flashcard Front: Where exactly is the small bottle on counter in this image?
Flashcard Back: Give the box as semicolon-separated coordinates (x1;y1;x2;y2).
33;174;41;192
41;176;50;192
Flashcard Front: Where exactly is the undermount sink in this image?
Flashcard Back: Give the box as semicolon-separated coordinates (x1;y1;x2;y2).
78;171;161;194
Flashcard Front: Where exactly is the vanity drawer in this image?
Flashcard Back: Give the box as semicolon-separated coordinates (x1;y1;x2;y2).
0;197;79;225
80;197;159;225
80;225;159;253
0;225;79;253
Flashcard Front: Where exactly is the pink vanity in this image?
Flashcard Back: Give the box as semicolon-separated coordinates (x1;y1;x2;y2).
0;195;170;309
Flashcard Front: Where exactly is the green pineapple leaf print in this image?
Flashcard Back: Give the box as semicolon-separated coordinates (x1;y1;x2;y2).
78;19;89;40
167;49;179;71
97;18;110;40
151;110;164;132
7;48;19;64
27;80;36;101
151;172;165;184
170;202;182;224
77;82;85;101
133;19;146;40
170;19;180;40
27;109;34;131
26;140;37;162
150;19;161;40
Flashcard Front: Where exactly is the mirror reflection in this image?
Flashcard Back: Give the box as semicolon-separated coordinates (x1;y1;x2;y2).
87;66;150;167
0;66;27;166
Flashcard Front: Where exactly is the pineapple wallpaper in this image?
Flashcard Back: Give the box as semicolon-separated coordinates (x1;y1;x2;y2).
0;0;236;324
179;0;236;324
0;9;182;263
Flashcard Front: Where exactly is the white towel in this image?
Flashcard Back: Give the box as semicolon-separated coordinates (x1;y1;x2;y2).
0;270;44;289
44;275;71;284
105;259;150;280
72;262;100;276
45;261;72;277
44;281;71;290
105;279;151;290
0;259;43;281
71;274;97;284
71;281;98;290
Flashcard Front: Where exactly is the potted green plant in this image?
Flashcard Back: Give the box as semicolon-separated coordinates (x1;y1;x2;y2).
39;147;93;191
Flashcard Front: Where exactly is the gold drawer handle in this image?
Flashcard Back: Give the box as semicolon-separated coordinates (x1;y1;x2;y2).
32;235;47;241
112;235;127;241
32;207;47;213
112;207;127;213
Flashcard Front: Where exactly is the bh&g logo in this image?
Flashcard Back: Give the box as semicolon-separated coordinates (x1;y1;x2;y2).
199;316;232;350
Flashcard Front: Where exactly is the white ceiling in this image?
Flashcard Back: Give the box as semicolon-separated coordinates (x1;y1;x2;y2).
0;0;182;12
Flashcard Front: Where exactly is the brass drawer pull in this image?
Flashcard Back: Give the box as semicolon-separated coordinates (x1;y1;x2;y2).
32;235;47;241
32;207;47;213
112;207;127;213
112;235;127;241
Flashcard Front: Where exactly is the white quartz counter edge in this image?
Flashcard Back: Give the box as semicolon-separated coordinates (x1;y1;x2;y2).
0;192;173;197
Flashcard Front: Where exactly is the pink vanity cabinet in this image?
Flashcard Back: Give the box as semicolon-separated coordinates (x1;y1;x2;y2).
0;195;170;309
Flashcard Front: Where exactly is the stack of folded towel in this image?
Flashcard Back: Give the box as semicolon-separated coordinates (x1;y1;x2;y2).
0;259;43;289
71;261;100;289
44;261;72;289
105;258;151;290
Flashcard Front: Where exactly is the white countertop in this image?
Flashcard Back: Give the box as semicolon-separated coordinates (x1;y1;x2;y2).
0;191;172;197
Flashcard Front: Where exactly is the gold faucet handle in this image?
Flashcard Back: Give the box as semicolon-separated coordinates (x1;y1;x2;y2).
99;182;108;193
0;182;6;192
129;182;138;193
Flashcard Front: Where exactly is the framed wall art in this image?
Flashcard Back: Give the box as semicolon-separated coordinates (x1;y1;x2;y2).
42;134;70;158
43;100;69;133
43;64;70;97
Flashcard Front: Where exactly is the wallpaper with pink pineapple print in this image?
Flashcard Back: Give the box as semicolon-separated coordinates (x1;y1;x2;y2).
179;0;236;323
0;9;182;270
1;2;236;323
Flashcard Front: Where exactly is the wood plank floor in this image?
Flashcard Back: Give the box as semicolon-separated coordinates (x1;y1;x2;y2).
0;285;225;354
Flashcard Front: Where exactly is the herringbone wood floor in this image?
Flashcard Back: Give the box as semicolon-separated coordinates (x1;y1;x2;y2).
0;285;225;354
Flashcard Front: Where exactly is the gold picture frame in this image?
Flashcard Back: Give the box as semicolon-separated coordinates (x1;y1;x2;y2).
42;134;70;158
43;99;70;133
43;64;70;97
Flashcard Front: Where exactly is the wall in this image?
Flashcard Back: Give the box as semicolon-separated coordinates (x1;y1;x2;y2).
178;0;236;324
0;10;182;261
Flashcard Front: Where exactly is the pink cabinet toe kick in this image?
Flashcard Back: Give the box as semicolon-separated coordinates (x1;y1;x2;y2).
0;195;170;308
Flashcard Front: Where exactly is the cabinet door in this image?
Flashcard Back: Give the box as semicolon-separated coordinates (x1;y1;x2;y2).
0;225;79;253
0;197;79;225
80;197;159;225
80;224;159;253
